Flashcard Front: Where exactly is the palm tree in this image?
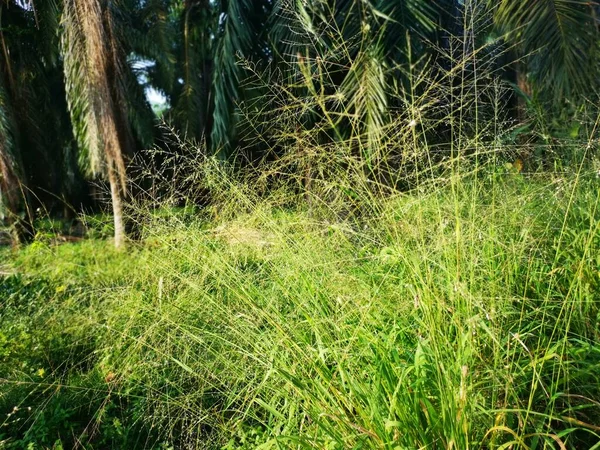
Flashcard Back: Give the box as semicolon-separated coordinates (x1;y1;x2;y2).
60;0;130;247
151;0;271;157
61;0;159;248
0;12;20;234
145;0;457;163
260;0;454;158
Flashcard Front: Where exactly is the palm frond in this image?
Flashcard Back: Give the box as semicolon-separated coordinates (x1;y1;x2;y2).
340;43;388;162
61;0;128;191
211;0;261;157
60;0;103;177
494;0;599;98
31;0;61;66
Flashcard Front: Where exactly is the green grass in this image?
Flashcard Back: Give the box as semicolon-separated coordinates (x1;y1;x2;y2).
1;162;599;449
2;3;599;448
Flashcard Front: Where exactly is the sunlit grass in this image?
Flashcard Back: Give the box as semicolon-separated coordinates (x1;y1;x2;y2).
1;160;599;448
2;7;600;446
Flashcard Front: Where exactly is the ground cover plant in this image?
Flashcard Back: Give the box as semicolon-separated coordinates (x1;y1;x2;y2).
2;1;600;449
1;152;600;448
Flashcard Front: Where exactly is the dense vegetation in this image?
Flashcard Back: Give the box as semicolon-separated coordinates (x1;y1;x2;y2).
2;162;600;449
2;0;599;245
1;0;600;449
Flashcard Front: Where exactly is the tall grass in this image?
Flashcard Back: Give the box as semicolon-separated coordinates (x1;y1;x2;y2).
2;3;600;449
3;159;599;449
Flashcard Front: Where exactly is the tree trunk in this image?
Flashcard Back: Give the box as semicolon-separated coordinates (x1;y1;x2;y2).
1;153;19;245
0;158;34;246
107;161;126;249
516;61;531;126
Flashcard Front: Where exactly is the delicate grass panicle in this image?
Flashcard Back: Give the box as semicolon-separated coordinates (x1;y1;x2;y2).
1;3;600;450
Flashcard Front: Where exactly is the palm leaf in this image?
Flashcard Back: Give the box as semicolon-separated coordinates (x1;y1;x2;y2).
61;0;133;193
60;0;103;177
211;0;264;157
494;0;599;98
339;42;388;162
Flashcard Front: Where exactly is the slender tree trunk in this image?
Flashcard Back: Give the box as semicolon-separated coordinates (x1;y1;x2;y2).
1;15;30;246
0;152;34;246
100;108;128;249
516;61;531;126
107;162;125;248
0;151;20;245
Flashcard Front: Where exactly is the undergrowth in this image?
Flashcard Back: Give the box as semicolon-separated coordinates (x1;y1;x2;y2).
1;161;600;449
2;5;600;448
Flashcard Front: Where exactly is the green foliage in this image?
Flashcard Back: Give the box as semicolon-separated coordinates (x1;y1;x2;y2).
493;0;600;99
0;242;167;449
3;0;600;222
2;159;600;448
2;2;600;449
